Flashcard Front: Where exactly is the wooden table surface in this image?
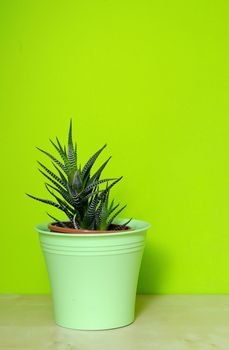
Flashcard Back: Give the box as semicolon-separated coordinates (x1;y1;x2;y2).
0;294;228;350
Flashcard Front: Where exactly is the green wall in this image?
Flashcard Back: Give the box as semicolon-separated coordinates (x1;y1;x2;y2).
1;0;229;293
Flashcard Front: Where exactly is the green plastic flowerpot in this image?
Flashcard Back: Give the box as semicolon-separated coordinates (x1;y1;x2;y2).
36;218;150;330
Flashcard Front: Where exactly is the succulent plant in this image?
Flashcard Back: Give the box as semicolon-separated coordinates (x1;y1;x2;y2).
27;121;131;231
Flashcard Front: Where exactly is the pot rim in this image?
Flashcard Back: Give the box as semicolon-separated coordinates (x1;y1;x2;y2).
36;218;151;237
48;222;131;234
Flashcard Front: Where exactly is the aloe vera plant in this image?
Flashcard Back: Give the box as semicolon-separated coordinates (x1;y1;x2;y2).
27;121;131;231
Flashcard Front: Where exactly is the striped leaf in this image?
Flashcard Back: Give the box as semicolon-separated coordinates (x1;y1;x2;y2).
82;144;107;178
73;170;83;190
37;147;68;174
89;156;111;184
38;161;66;188
88;196;99;220
38;169;65;193
82;189;104;201
49;139;71;174
45;183;75;207
73;214;80;229
67;184;81;206
108;199;114;211
46;213;68;227
121;218;132;227
68;120;77;170
52;162;68;187
107;203;120;217
113;218;132;230
83;195;99;226
45;184;75;215
99;197;110;230
108;205;127;225
26;193;64;211
96;192;108;219
99;177;123;199
84;178;116;194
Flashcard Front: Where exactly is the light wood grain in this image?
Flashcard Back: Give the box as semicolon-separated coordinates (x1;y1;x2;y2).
0;295;228;349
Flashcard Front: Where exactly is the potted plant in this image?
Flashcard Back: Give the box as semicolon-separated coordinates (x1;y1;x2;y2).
27;120;150;330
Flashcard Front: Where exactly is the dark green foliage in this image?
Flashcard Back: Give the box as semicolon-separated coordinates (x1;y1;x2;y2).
27;120;129;231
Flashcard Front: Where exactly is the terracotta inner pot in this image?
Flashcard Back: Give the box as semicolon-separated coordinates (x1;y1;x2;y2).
48;222;131;234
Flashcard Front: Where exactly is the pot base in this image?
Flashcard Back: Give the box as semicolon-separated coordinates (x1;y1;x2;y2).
55;319;134;331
